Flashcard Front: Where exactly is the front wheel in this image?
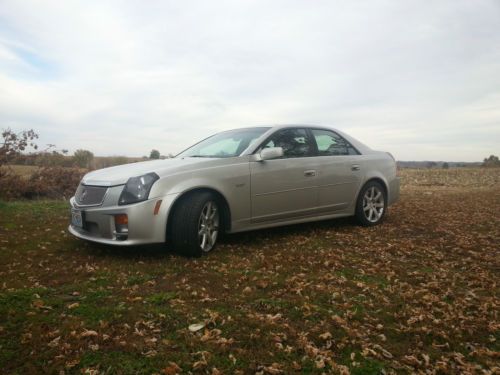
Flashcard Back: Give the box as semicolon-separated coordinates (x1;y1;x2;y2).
170;192;221;257
355;181;387;226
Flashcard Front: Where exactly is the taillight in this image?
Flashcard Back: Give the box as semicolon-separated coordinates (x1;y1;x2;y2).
386;152;399;176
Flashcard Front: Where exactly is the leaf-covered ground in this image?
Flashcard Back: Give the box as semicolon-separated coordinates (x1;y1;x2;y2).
0;168;498;374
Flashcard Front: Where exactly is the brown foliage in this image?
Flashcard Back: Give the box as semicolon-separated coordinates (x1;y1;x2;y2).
0;166;85;200
27;167;86;199
0;168;27;199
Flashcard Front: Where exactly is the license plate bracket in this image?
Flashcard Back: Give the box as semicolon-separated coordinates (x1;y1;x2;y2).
71;209;85;228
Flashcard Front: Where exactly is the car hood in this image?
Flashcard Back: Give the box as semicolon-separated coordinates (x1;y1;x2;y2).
81;157;215;186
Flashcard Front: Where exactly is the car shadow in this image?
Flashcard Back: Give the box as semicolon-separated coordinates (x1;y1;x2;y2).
221;216;356;246
79;241;173;259
78;216;357;259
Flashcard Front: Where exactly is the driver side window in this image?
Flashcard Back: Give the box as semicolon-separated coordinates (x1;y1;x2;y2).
262;128;312;158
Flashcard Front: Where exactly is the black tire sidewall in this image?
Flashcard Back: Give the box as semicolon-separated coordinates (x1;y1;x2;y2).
171;192;221;257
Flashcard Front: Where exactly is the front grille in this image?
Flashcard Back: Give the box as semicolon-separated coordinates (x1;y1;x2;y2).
74;184;107;206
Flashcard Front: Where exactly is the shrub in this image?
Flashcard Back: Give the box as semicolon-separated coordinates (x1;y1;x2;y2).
34;152;73;167
150;149;160;159
0;169;28;199
94;156;131;169
73;149;94;168
482;155;500;168
0;167;85;200
27;167;86;199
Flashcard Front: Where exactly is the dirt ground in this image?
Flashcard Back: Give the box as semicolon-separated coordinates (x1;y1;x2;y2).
0;168;498;374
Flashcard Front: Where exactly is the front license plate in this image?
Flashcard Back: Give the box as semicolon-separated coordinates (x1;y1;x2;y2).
71;209;84;228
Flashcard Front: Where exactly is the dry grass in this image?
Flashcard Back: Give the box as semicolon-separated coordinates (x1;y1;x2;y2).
399;168;499;189
0;168;498;374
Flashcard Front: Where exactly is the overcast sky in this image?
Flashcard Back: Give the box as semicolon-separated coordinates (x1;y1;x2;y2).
0;0;499;161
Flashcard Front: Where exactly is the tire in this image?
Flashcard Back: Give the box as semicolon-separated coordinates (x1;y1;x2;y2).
170;192;221;257
355;181;387;227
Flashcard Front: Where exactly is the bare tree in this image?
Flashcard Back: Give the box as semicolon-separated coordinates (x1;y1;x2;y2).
0;128;38;168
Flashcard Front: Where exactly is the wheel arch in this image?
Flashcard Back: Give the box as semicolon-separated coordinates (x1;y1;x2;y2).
362;177;388;198
354;176;389;209
166;187;232;242
354;177;388;226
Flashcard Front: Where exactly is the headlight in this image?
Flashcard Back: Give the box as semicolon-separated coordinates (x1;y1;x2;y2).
118;172;159;205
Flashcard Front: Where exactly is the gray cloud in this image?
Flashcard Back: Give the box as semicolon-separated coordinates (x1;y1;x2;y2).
0;0;499;161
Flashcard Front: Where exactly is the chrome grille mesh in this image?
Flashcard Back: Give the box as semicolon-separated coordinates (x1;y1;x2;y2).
75;184;107;206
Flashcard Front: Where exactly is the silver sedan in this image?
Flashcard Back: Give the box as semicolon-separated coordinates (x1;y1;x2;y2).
69;125;400;256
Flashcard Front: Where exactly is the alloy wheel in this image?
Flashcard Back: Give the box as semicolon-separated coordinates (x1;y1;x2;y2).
198;201;219;252
362;186;385;223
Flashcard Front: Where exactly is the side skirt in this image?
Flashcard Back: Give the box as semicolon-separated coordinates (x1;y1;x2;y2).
228;211;355;234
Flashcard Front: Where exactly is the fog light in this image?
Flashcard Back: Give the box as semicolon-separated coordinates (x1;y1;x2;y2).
115;214;128;225
114;214;129;236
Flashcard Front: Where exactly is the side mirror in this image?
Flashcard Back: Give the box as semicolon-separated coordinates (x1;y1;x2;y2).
260;147;284;161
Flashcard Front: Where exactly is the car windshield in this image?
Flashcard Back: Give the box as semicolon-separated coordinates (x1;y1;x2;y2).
177;127;270;158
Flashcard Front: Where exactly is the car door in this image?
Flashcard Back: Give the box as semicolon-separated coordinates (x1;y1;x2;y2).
250;128;319;223
309;128;363;212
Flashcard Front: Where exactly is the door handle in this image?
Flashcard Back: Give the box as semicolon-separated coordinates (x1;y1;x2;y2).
304;170;316;177
351;164;360;171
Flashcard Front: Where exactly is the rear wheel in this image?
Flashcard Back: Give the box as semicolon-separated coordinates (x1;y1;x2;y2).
355;181;387;226
170;192;221;257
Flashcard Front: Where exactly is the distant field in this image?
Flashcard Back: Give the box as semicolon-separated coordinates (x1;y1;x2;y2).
0;168;498;374
399;167;499;188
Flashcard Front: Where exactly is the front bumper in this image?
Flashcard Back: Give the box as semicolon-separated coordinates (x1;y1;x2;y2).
388;177;400;206
68;193;178;246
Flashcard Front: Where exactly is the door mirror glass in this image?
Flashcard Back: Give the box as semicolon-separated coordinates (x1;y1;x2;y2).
260;147;284;160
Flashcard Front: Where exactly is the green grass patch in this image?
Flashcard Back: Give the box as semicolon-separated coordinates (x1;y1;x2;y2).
145;291;177;305
420;266;435;274
0;288;48;318
252;297;303;320
338;349;385;375
335;268;388;288
351;357;385;375
70;290;123;324
126;274;154;286
0;288;57;369
79;350;172;373
0;199;67;215
253;297;296;311
88;275;112;288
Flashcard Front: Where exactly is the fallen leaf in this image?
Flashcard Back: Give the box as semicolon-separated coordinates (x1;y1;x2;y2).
81;330;98;338
188;323;205;332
